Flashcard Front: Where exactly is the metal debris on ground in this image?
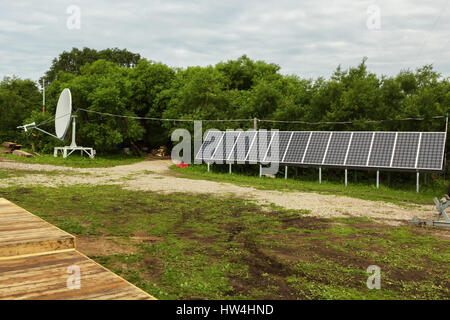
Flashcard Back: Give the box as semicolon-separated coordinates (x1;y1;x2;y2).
410;195;450;228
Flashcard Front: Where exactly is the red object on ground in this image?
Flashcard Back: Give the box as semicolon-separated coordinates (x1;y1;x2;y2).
176;162;189;168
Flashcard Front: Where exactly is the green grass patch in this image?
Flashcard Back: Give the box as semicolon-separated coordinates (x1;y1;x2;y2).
0;148;144;168
171;164;446;206
0;184;448;300
0;168;87;179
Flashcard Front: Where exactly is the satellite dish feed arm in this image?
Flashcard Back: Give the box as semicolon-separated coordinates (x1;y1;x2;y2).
34;127;63;140
17;122;63;141
17;122;36;132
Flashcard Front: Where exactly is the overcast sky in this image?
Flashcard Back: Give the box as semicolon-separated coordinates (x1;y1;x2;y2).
1;0;449;82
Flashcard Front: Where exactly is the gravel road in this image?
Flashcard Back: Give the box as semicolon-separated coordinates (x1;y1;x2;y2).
0;159;437;224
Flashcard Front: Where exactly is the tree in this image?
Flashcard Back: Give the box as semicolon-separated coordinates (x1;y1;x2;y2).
0;77;41;141
43;47;141;84
129;59;176;148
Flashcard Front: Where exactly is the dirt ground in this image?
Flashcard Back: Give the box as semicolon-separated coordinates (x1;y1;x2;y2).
0;159;438;225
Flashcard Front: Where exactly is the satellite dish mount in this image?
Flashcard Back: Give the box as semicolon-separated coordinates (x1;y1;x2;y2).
18;88;96;159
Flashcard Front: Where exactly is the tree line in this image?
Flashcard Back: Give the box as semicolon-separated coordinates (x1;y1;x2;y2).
0;47;448;154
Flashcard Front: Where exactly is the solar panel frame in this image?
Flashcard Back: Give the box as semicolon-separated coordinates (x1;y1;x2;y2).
416;132;446;170
303;132;331;165
226;131;242;162
368;132;396;167
262;131;280;164
196;130;446;172
344;132;374;167
391;132;420;169
246;130;275;163
211;130;241;163
194;130;211;161
234;130;258;163
262;131;292;163
194;130;223;162
281;132;294;163
281;131;312;164
323;132;352;166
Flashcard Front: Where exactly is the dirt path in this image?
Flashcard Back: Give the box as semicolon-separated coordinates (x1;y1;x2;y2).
0;159;437;224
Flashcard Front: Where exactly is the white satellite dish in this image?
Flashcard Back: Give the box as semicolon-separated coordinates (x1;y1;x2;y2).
55;88;72;139
18;88;96;159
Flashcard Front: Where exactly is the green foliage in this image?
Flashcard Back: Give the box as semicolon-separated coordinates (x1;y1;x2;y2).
43;47;141;83
0;184;447;299
0;77;41;142
172;164;447;206
1;49;449;155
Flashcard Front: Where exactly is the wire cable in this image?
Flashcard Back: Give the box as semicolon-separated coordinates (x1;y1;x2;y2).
75;108;446;125
77;108;252;122
258;115;446;125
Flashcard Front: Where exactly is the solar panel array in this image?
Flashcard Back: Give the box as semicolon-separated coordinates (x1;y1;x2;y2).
195;130;446;172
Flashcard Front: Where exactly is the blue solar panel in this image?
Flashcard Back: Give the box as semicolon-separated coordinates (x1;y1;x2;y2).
368;132;396;167
247;130;274;163
303;132;331;164
392;132;420;168
212;131;241;163
196;130;446;172
195;130;223;161
234;131;257;163
283;132;311;163
417;132;446;170
345;132;373;166
324;132;352;165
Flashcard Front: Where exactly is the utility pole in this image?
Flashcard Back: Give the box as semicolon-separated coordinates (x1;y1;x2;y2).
42;79;46;114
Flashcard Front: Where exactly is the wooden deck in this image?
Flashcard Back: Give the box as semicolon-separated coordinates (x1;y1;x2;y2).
0;198;75;257
0;198;155;300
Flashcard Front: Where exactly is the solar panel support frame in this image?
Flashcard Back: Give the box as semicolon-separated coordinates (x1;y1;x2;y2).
376;170;379;189
210;132;225;162
322;132;333;165
319;167;322;184
416;172;420;193
282;132;294;163
226;131;242;162
302;132;313;164
244;132;258;162
262;131;277;163
366;132;375;167
389;132;398;167
343;132;353;166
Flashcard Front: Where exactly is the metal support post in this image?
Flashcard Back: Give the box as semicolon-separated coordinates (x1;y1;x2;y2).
319;167;322;184
376;170;379;189
416;171;420;193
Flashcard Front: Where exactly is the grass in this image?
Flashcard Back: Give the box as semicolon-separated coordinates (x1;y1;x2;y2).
0;147;144;168
0;168;88;180
0;184;448;300
171;164;448;206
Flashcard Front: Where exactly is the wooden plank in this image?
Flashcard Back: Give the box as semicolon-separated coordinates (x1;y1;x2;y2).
0;250;154;300
0;198;155;300
0;199;75;257
1;142;16;148
11;150;33;158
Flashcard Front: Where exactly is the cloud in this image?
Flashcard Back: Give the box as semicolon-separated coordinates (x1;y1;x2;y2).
0;0;448;81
